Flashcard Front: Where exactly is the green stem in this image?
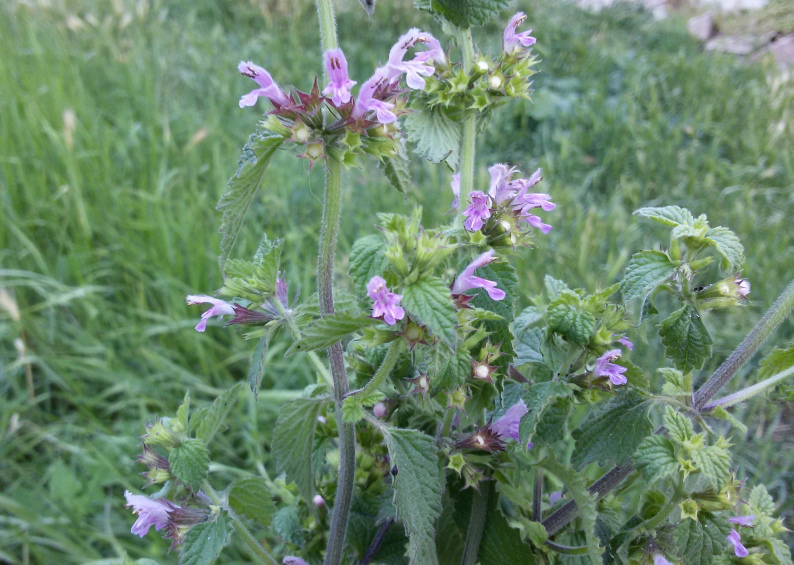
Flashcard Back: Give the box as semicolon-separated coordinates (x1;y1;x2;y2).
704;365;794;410
201;480;278;565
693;278;794;410
545;541;589;555
460;480;491;565
316;0;338;53
456;27;477;228
617;496;678;555
355;339;402;397
271;297;333;386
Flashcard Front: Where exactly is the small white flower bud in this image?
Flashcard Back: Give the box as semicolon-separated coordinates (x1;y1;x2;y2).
489;75;503;89
373;402;387;419
313;494;325;508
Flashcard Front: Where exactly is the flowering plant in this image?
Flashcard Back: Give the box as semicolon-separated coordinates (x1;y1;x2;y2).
124;1;794;564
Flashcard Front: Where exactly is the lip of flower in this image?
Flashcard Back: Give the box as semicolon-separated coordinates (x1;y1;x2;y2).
367;275;405;325
463;191;491;231
186;295;235;332
124;490;177;537
237;61;291;108
595;349;628;386
351;67;397;124
322;48;356;106
503;12;537;54
451;251;506;301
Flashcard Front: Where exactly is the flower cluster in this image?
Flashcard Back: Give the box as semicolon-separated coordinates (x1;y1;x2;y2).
594;337;632;386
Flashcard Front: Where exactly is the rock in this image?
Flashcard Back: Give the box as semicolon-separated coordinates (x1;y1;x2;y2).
687;11;716;41
705;33;774;55
697;0;768;11
769;35;794;68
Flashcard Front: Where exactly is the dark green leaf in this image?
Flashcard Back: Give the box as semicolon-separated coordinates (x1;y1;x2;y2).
632;435;679;483
470;262;519;366
519;381;572;446
429;0;510;28
272;506;304;546
704;227;744;271
272;397;327;502
620;250;676;304
169;439;210;490
531;397;571;446
227;477;276;528
288;312;370;355
634;205;694;227
196;383;241;444
477;504;536;565
571;395;652;469
659;305;713;373
217;132;285;272
434;348;471;393
672;514;731;565
402;277;457;346
248;336;268;399
379;143;412;194
547;291;596;345
403;103;461;170
180;514;232;565
349;234;389;296
514;327;544;366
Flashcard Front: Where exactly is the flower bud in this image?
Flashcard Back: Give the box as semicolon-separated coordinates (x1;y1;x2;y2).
141;420;180;449
373;402;387;419
313;494;325;508
696;274;750;310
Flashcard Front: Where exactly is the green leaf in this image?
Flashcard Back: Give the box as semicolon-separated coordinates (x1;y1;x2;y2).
180;514;232;565
434;348;471;393
379;146;412;195
512;306;545;338
659;305;713;373
196;383;241;444
531;397;571;446
544;275;570;301
547;291;597;345
176;391;190;432
518;381;572;446
477;505;536;565
619;250;676;304
470;262;519;366
660;367;689;397
691;445;731;489
663;405;694;444
429;0;510;28
748;484;775;516
169;439;210;490
571;395;652;469
758;345;794;380
349;234;389;296
402;277;457;346
514;327;544;366
672;513;731;565
704;227;744;271
272;506;304;545
227;477;276;528
272;397;326;502
522;520;548;548
288;312;370;355
538;453;602;564
766;538;794;565
403;103;461;170
248;336;268;399
382;427;443;565
634;205;694;228
632;435;679;483
342;389;385;423
217;132;285;272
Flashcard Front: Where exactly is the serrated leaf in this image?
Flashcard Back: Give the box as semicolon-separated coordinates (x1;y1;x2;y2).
429;0;510;28
659;305;713;373
477;503;536;565
342;389;385;423
470;262;519;367
634;205;694;227
180;514;232;565
571;395;652;469
547;292;596;345
402;277;457;346
272;397;326;502
514;327;544;366
382;427;443;565
672;513;731;565
538;453;602;564
434;348;471;392
691;446;731;489
522;520;548;548
403;103;460;170
620;250;676;304
663;405;694;444
518;381;572;446
660;367;689;397
349;234;389;296
512;306;545;338
288;312;370;355
196;383;241;444
758;345;794;380
379;146;412;195
704;227;744;271
228;477;276;528
532;397;571;446
748;484;775;516
632;435;679;483
272;506;304;545
248;336;268;399
217;132;285;272
169;439;210;490
767;538;794;565
544;275;570;301
176;391;190;431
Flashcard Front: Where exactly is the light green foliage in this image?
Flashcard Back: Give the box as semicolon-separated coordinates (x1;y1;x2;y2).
418;0;510;28
379;140;412;195
619;250;676;304
664;405;694;443
228;477;276;529
350;234;390;295
691;446;731;489
748;484;776;516
221;237;283;301
758;344;794;379
169;439;210;490
272;506;304;546
272;397;327;503
177;391;191;432
532;397;571;445
180;514;233;565
287;312;370;354
342;389;385;423
196;383;241;444
434;348;471;392
659;367;689;397
659;305;713;373
672;513;731;565
248;337;268;398
571;395;652;469
217;133;286;272
547;291;597;345
401;276;458;346
634;206;694;228
381;427;443;565
704;227;744;272
403;101;461;170
470;262;519;365
518;381;572;446
632;435;679;484
513;326;544;365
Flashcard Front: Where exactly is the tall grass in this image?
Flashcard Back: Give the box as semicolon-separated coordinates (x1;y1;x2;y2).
0;0;792;561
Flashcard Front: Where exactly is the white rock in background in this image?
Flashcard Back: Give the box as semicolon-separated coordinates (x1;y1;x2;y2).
687;11;716;41
697;0;768;11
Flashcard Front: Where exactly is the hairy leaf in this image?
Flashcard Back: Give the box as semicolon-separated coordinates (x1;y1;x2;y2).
663;405;694;444
571;395;652;469
514;326;544;366
180;514;232;565
349;234;389;296
691;445;731;489
169;439;210;490
659;305;713;373
632;435;679;483
248;336;268;399
704;226;744;271
672;514;731;565
403;103;461;170
620;250;676;304
288;312;370;355
196;383;241;444
217;132;285;272
470;262;519;366
402;276;457;346
429;0;510;28
477;504;536;564
547;291;596;345
379;145;412;195
434;348;471;392
272;397;326;502
228;477;276;528
530;396;571;446
634;205;694;228
519;381;572;446
758;345;794;380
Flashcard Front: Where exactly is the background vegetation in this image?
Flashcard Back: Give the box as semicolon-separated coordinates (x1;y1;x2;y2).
1;0;792;562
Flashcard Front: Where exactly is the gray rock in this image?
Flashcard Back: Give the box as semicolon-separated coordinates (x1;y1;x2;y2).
687;12;716;41
705;33;774;55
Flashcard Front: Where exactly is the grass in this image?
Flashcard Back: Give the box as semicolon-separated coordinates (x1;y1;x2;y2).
0;0;792;562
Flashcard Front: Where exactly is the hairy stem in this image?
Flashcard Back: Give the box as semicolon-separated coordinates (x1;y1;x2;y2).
202;480;278;565
533;469;543;522
693;278;794;410
704;365;794;410
271;297;333;386
316;0;338;53
460;480;491;565
358;517;395;565
545;541;590;555
353;339;402;397
456;27;477;228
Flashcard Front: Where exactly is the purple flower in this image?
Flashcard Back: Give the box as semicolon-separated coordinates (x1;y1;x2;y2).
385;29;438;90
735;275;751;299
548;491;564;505
518;213;553;234
488;163;519;204
367;276;405;325
450;173;461;209
652;555;672;565
313;494;325;508
373;402;387;419
727;529;749;558
186;295;235;332
596;349;627;386
615;336;634;351
463;191;491;231
283;558;308;565
503;12;537;54
351;67;397;124
451;251;506;301
124;491;176;537
322;48;356;106
238;61;291;108
729;515;755;528
490;400;533;448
